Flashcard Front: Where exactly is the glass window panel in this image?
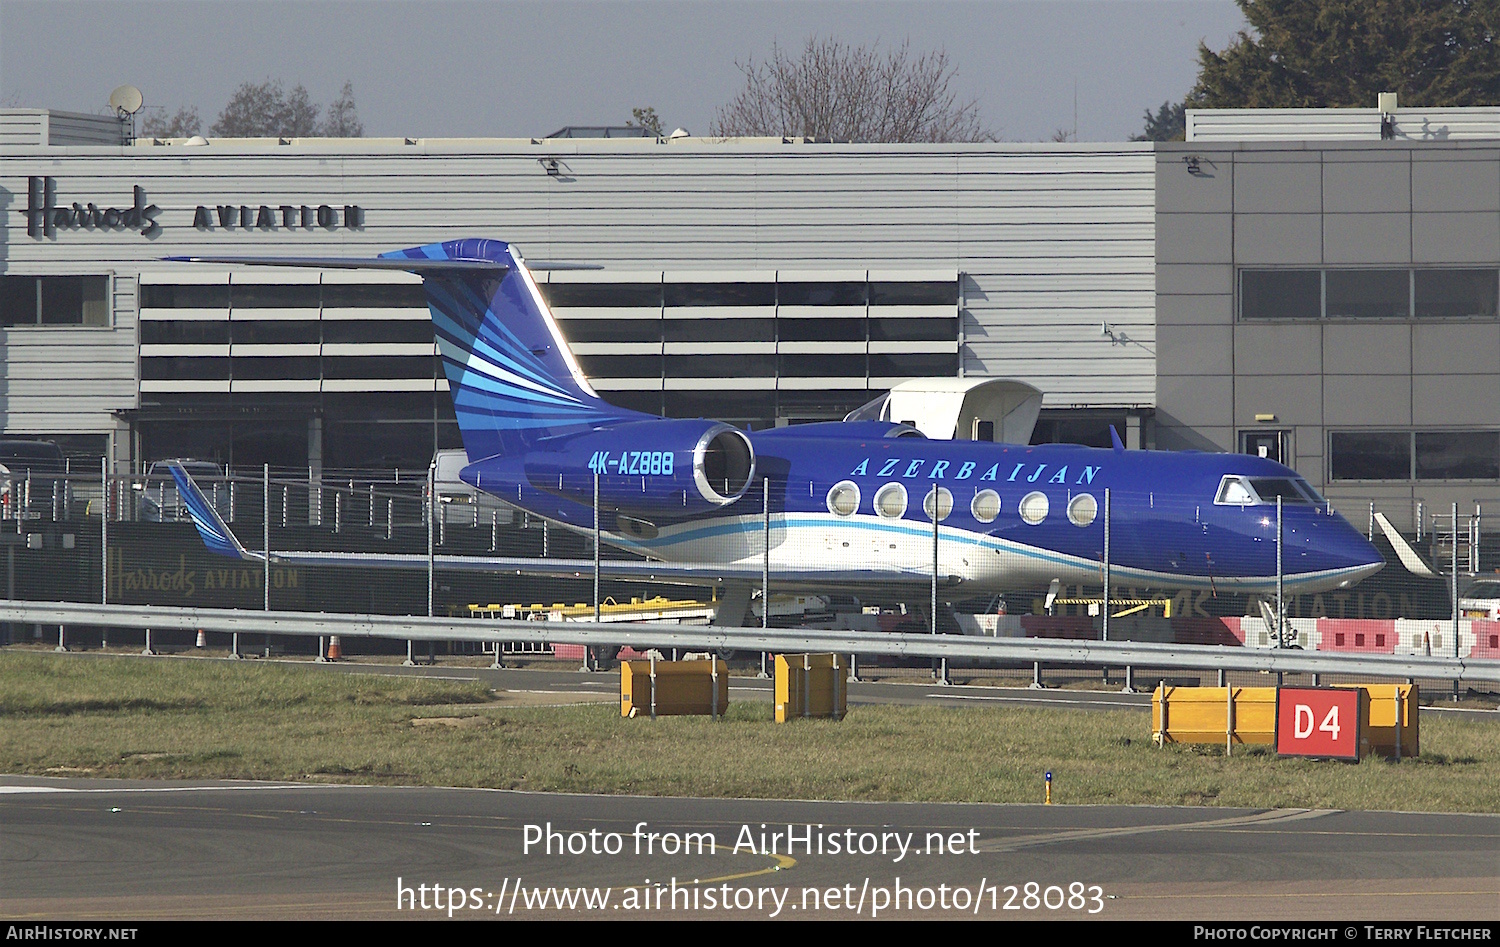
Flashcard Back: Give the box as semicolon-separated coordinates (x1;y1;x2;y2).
1414;269;1498;318
1240;270;1321;319
322;356;438;379
230;320;320;345
779;317;864;342
1329;431;1411;480
323;321;434;345
141;321;230;345
231;356;320;380
778;354;866;377
140;356;230;380
556;318;661;344
230;284;321;308
869;317;958;342
542;283;662;308
869;281;958;306
1325;270;1409;318
1416;430;1500;480
869;353;959;376
140;284;231;309
663;354;776;377
320;284;427;308
37;276;107;325
574;355;660;378
663;390;774;422
779;282;866;306
664;318;774;343
664;283;776;307
1248;478;1311;504
0;276;38;326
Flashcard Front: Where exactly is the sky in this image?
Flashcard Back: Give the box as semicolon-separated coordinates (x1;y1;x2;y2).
0;1;1248;142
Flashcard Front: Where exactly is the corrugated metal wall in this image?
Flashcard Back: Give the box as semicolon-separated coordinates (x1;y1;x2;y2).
0;138;1156;437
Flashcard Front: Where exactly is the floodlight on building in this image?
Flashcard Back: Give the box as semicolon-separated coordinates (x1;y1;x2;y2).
1379;92;1398;140
1254;413;1278;423
539;157;561;176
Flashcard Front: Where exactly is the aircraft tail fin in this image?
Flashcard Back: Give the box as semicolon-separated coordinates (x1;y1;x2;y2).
168;239;647;460
164;462;258;561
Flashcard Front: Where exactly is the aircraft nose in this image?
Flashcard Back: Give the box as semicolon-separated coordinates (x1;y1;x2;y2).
1320;519;1386;586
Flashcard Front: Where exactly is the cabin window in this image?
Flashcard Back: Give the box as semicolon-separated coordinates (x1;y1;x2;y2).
873;483;907;519
971;489;1000;523
921;486;953;521
1248;478;1311;504
1018;491;1049;525
1215;476;1255;505
826;481;860;517
1067;493;1098;527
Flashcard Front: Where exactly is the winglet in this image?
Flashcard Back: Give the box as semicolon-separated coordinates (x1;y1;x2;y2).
1373;512;1438;577
164;463;260;562
1109;425;1125;453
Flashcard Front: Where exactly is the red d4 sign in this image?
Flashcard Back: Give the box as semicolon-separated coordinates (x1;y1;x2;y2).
1276;687;1364;760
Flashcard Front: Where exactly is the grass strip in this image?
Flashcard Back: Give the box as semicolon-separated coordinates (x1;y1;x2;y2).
0;651;1495;811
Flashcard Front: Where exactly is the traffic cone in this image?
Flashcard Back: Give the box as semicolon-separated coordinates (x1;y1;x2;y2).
326;635;343;661
195;629;206;648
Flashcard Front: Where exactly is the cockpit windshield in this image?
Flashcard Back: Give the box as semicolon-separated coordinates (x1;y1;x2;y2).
1215;475;1316;506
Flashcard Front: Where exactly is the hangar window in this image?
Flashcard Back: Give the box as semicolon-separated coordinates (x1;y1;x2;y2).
1415;431;1500;481
780;282;866;306
1240;270;1320;320
140;283;230;309
1;275;109;327
321;284;428;308
665;283;775;307
869;353;959;376
1326;270;1409;318
323;320;434;345
229;284;320;309
141;321;230;345
557;318;662;344
869;281;958;307
543;283;662;308
778;354;866;377
779;317;864;341
868;317;958;342
1329;431;1411;481
664;318;774;343
1415;270;1499;319
574;355;660;378
230;320;320;346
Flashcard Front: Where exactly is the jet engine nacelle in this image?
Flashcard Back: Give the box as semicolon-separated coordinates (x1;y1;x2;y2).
523;418;756;516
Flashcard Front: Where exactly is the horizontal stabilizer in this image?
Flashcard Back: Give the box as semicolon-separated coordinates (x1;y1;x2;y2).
164;255;507;273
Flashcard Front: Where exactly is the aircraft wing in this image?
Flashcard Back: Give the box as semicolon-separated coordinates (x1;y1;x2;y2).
164;463;961;590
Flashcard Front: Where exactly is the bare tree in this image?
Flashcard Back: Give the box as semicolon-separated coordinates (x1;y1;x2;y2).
208;79;363;137
141;105;201;138
321;81;364;137
627;106;664;136
711;37;996;142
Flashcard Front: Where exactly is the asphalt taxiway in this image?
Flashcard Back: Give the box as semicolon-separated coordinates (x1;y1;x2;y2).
0;778;1495;920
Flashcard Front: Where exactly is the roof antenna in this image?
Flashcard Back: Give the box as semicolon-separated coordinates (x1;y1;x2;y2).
1109;425;1125;453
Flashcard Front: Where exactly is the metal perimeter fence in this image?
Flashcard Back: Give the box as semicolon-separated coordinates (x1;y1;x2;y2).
1;461;1497;698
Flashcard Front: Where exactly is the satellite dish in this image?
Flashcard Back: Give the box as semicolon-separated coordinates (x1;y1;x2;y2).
109;85;143;116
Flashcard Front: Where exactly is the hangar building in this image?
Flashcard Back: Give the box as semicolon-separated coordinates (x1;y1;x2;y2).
2;101;1499;527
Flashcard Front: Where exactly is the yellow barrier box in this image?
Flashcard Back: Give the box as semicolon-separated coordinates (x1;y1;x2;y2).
774;653;848;723
1152;686;1277;747
1153;683;1420;758
620;657;729;718
1342;683;1419;758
